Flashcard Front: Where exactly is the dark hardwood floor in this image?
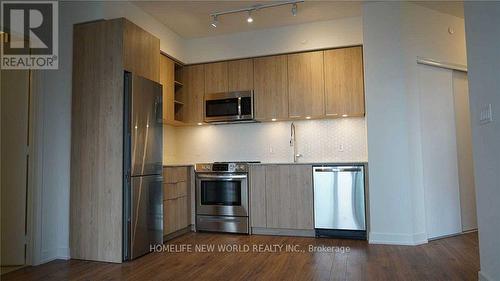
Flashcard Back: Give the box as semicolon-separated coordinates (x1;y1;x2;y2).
3;232;479;281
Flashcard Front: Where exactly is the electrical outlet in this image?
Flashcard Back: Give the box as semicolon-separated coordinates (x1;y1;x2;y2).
338;144;344;152
480;104;493;125
269;145;274;154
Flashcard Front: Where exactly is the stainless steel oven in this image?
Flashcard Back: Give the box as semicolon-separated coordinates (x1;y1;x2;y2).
195;163;250;234
204;91;254;123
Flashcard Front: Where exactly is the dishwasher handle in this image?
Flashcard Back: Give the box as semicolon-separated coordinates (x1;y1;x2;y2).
314;166;362;173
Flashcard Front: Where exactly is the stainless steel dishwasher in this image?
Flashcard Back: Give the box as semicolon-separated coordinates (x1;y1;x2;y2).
313;165;367;239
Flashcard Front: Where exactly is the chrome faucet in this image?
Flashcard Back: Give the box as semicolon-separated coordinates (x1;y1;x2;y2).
290;122;303;162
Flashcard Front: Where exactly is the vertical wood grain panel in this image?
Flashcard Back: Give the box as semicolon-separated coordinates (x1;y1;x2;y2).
160;55;175;122
183;65;205;124
287;51;325;118
324;46;365;116
265;165;293;228
250;165;267;228
123;19;160;83
290;165;314;229
71;19;124;263
204;62;228;94
253;55;288;120
228;59;254;91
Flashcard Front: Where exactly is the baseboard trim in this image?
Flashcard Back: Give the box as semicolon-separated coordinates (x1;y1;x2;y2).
251;227;315;237
163;226;191;242
369;232;428;246
478;271;493;281
56;247;70;260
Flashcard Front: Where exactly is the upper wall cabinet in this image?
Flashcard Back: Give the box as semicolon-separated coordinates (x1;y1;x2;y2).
204;59;254;94
324;46;365;117
287;51;325;118
123;20;160;83
204;61;228;94
228;59;254;92
253;55;288;121
182;64;205;124
160;55;175;123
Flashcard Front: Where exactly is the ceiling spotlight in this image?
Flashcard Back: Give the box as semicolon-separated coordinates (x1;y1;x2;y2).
292;3;297;16
211;15;218;28
247;10;254;23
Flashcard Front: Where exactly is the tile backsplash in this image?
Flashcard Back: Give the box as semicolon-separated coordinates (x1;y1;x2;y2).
163;117;368;164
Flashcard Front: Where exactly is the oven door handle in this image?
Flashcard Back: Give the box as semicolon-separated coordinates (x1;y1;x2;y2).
196;174;247;180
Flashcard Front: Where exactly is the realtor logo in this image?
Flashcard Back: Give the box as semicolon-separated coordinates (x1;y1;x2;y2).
1;1;58;69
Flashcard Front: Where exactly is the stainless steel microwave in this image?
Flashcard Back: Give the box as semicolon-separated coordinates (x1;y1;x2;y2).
204;91;254;123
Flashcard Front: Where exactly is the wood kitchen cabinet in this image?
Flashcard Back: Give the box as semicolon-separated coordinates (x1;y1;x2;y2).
253;55;289;121
228;59;254;91
123;19;160;83
182;64;205;124
204;61;228;94
250;165;313;230
249;165;267;227
324;46;365;117
160;54;175;123
163;166;191;237
287;51;325;118
71;18;160;263
204;59;254;94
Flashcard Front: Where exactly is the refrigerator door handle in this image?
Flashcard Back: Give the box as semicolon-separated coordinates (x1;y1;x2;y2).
154;96;162;124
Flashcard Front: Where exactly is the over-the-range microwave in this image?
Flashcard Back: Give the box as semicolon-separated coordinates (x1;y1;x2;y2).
204;90;254;123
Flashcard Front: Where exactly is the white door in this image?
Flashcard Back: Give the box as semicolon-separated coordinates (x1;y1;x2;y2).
1;68;30;265
452;71;478;231
418;64;462;239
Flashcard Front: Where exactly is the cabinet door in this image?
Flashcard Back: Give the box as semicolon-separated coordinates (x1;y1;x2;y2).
228;59;254;91
205;62;228;94
265;165;313;229
160;55;175;123
123;19;160;83
289;165;313;229
182;65;205;123
287;51;325;118
254;55;288;120
164;196;189;235
324;46;365;117
250;165;267;227
265;165;292;228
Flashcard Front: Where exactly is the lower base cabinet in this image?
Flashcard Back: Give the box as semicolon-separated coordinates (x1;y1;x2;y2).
164;196;189;235
163;166;191;237
250;164;314;231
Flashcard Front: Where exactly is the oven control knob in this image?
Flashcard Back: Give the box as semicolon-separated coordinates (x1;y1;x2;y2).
203;164;211;171
236;164;245;171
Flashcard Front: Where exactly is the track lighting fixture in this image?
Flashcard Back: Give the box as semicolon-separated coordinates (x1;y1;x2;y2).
209;0;303;27
211;15;218;28
247;10;254;23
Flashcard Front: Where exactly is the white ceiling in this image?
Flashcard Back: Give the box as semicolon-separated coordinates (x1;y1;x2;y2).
132;1;464;39
132;1;362;39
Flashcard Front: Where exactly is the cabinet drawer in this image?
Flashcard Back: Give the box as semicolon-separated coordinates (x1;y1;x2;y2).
163;181;188;200
163;197;189;235
163;166;189;183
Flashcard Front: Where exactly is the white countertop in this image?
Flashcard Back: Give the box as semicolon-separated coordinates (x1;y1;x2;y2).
164;161;368;167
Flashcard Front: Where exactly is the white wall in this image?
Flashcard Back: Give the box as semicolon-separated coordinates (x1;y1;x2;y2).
363;2;467;245
185;17;362;63
464;3;500;281
164;118;367;164
32;1;185;264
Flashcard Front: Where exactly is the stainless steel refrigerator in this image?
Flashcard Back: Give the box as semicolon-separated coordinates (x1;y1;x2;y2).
313;165;367;239
123;72;163;261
